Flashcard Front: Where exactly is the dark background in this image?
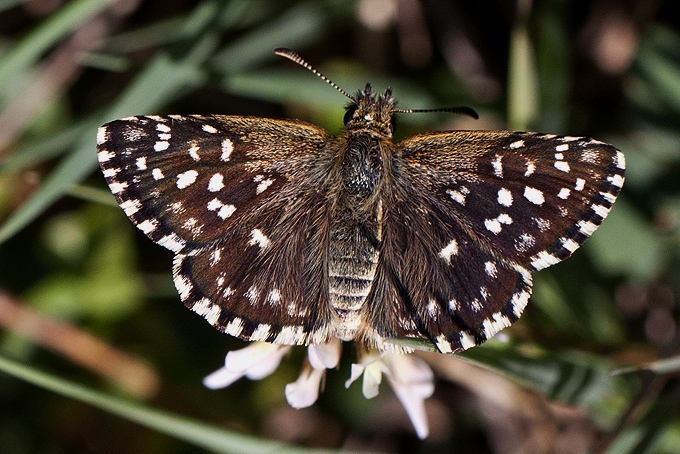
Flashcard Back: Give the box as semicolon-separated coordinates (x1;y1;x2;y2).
0;0;679;453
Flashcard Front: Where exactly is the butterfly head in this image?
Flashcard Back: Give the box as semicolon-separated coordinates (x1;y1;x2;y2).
343;84;397;138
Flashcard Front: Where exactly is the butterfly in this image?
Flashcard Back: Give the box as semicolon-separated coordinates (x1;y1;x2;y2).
96;48;625;353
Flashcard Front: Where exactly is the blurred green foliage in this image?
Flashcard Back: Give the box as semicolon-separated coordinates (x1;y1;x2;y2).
0;1;679;453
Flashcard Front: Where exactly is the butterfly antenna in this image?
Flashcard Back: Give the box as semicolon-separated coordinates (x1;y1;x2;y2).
393;106;480;120
274;48;356;102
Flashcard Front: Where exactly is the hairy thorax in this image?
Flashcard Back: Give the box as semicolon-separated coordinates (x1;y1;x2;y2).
328;134;386;340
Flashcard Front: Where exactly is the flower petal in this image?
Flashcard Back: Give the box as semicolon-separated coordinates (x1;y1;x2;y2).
362;364;382;399
285;366;325;409
308;338;342;370
345;363;366;389
384;354;435;439
203;366;243;389
204;342;289;389
224;342;288;376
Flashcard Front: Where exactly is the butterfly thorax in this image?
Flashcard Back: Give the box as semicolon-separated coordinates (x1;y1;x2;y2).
328;88;394;341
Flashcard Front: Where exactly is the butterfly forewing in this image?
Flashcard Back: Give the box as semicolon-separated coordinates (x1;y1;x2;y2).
97;115;329;249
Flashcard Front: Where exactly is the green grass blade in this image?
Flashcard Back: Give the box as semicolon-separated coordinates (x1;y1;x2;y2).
0;0;118;91
0;356;366;454
211;1;331;74
0;52;205;244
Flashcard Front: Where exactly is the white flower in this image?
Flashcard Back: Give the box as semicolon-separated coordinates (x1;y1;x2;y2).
203;342;289;389
285;338;342;408
346;350;435;439
204;339;435;439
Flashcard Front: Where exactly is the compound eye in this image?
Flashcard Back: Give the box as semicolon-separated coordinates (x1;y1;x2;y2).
343;104;358;126
389;114;397;134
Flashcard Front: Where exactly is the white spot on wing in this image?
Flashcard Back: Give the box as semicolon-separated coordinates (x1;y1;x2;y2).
152;168;164;180
615;150;626;170
592;204;610;218
438;239;459;263
202;124;218;133
154;141;169;151
176;170;198;189
103;168;119;178
109;182;128;194
485;218;501;234
98;150;114;163
533;217;551;231
206;198;236;219
459;332;476;350
210;248;221;265
249;229;271;250
251;324;272;341
562;238;580;253
221;138;233;161
427;299;438;316
120;199;141;216
158;233;186;252
135;157;147;170
188;146;200;161
224;317;243;337
447;189;466;205
524;186;545;205
515;233;535;252
555;143;569;152
497;188;513;206
554;161;570;172
531;251;560;270
558;188;571;199
509;140;524;149
218;204;236;219
268;289;281;304
608;174;624;188
97;126;107;145
256;178;274;195
137;218;158;234
156;123;171;132
436;335;453;353
208;173;224;192
485;261;498;278
575;178;586;191
524;161;536;177
485;213;513;234
448;299;460;311
492;155;503;178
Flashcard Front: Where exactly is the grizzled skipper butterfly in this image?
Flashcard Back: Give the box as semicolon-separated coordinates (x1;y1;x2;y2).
97;48;625;353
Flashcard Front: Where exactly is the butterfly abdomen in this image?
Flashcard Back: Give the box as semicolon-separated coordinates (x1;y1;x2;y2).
327;134;386;340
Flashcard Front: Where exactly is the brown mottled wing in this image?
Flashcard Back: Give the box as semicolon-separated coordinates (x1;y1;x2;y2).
97;115;335;344
362;130;625;352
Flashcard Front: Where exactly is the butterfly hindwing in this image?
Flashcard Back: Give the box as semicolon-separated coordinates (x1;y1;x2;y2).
363;193;532;353
173;189;334;345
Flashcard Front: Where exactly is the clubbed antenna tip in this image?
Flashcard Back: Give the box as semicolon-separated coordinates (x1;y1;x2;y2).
274;48;355;101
